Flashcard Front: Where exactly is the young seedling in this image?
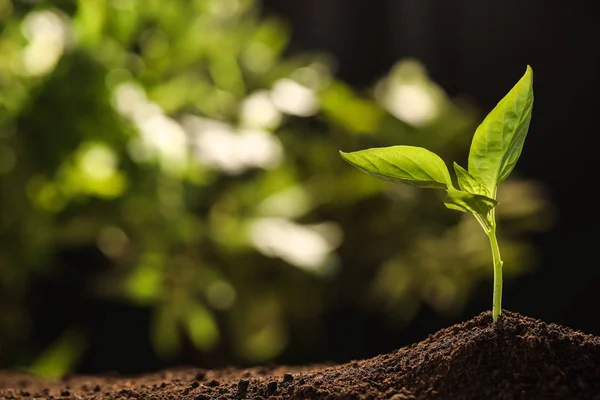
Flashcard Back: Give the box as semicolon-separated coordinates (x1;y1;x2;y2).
340;66;533;323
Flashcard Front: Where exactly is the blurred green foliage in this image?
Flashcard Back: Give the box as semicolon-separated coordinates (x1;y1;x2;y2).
0;0;554;375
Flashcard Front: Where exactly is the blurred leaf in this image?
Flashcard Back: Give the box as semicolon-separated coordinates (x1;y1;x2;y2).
185;302;219;351
150;305;181;359
126;258;163;305
106;2;137;44
230;294;289;362
0;0;12;21
240;323;286;363
208;54;246;96
74;0;107;47
27;328;86;379
320;82;383;133
251;17;289;59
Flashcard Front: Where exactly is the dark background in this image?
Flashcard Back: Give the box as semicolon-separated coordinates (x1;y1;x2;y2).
262;0;599;336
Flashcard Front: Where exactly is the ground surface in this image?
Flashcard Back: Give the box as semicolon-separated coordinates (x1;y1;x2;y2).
1;310;599;399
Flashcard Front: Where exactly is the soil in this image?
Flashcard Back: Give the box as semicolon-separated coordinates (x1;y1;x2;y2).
1;310;599;400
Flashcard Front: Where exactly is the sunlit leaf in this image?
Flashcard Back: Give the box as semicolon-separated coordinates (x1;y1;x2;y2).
468;66;534;192
340;146;452;189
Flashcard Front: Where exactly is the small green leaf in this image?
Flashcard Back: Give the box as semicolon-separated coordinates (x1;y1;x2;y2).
468;65;534;192
453;162;490;197
444;188;498;215
340;146;452;189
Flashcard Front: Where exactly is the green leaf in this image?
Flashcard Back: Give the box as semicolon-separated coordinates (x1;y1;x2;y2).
453;162;490;197
340;146;452;189
444;188;498;215
185;302;220;351
468;65;534;192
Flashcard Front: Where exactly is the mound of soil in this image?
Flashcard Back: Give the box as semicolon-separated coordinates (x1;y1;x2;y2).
1;310;598;399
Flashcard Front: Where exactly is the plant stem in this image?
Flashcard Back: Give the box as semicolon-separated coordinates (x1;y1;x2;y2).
487;221;503;322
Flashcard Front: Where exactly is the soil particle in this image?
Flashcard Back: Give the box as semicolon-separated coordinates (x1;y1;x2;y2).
266;381;278;396
237;379;249;394
195;371;207;381
1;311;599;399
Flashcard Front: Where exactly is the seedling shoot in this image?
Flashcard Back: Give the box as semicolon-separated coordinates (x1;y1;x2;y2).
340;66;534;322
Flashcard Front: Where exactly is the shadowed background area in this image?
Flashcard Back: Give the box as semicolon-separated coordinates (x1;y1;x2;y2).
0;0;597;377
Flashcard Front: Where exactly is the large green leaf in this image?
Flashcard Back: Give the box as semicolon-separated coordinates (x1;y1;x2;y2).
453;162;490;197
468;66;534;192
340;146;452;189
444;188;498;216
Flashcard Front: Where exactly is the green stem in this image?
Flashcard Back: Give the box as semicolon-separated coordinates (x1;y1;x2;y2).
487;222;503;322
473;213;491;233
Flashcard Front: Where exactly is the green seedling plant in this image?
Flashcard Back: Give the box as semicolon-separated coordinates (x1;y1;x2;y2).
340;66;534;323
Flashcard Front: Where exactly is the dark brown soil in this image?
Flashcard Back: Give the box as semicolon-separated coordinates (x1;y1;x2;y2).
1;310;599;399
